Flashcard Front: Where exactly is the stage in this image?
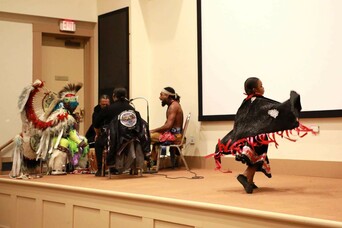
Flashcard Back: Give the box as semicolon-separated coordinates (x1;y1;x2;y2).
1;167;342;228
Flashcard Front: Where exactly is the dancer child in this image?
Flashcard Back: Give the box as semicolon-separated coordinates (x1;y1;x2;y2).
215;77;314;194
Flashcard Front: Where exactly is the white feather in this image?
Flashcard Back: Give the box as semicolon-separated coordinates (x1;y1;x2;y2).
18;85;34;112
54;128;64;149
10;135;24;178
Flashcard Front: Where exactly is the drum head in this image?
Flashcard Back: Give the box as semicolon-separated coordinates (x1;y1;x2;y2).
22;134;40;160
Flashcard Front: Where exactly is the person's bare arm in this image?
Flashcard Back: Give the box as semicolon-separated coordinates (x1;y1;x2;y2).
151;103;178;133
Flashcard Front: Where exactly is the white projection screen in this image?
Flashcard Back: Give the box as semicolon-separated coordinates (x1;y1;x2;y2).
198;0;342;121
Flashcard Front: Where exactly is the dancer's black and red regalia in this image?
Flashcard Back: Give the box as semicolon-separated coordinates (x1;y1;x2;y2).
208;91;316;177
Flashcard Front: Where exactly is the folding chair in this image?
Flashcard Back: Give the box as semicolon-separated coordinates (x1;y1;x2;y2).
156;112;191;171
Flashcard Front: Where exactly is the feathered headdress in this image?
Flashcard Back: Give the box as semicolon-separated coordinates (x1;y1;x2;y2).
58;83;83;100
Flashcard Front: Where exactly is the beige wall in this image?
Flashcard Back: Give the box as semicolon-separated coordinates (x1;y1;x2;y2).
97;0;342;162
0;0;107;156
97;0;152;122
0;0;97;22
97;0;130;15
0;20;32;156
1;0;342;163
98;0;201;154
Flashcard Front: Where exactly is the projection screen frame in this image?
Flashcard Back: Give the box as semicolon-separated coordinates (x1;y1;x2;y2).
197;0;342;121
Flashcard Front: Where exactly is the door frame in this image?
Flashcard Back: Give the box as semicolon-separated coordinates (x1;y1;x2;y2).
0;12;96;134
32;18;95;133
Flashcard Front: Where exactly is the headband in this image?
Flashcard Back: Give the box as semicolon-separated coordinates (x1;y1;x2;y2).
161;89;178;99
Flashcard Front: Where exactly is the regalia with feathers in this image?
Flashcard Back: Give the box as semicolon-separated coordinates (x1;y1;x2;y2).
10;80;89;178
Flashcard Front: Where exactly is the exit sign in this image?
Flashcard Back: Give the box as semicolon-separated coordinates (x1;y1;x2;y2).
59;20;76;32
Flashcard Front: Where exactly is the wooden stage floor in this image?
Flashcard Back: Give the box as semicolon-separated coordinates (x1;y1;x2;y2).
1;167;342;223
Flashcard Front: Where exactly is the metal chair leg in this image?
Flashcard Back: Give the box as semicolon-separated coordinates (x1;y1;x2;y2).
179;149;190;171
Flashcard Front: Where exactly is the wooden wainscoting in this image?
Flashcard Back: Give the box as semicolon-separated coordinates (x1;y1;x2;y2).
0;177;341;228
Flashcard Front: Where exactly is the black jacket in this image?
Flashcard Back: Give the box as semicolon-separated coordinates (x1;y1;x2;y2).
85;104;104;146
106;110;151;165
93;100;135;129
216;91;301;153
